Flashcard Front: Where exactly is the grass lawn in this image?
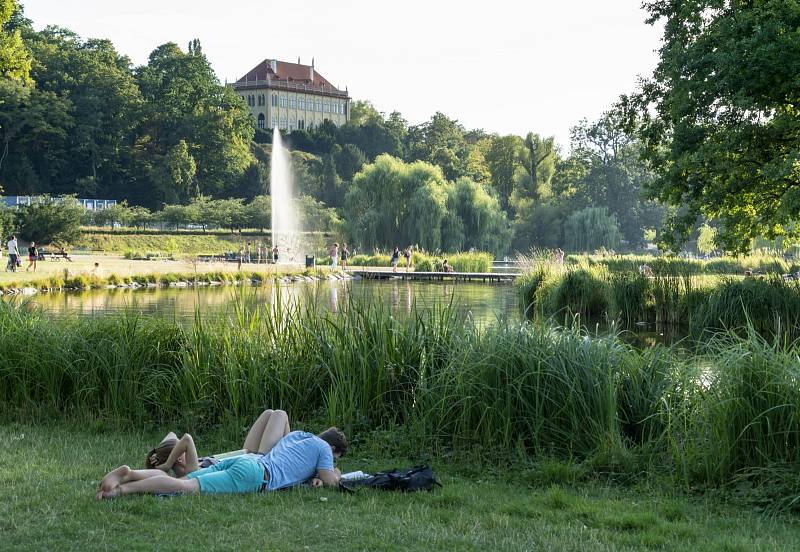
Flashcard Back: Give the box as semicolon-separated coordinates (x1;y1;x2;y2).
2;423;798;551
0;255;311;288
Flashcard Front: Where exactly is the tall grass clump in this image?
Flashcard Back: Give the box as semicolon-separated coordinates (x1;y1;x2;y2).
681;330;800;486
537;267;610;319
608;272;651;324
417;324;626;459
690;277;800;342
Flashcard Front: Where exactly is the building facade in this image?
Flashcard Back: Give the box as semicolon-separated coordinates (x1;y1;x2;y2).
231;58;350;132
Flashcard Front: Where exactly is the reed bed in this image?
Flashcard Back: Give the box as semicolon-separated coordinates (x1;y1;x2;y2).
517;263;800;342
566;253;792;275
1;295;799;507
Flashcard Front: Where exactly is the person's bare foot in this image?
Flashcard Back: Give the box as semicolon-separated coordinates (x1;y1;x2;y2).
98;465;130;498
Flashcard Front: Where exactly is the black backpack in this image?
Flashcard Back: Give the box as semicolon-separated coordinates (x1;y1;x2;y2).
340;465;442;493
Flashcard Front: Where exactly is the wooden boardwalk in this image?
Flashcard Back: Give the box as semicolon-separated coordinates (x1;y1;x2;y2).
352;270;521;282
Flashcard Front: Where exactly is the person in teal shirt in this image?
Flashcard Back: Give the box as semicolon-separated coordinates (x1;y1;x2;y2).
97;427;348;499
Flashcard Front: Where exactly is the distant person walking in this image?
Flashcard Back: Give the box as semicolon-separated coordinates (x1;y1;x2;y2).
340;243;349;270
246;242;252;263
6;235;19;272
237;247;244;271
26;241;38;272
403;247;412;272
272;245;279;264
390;247;400;273
330;243;339;269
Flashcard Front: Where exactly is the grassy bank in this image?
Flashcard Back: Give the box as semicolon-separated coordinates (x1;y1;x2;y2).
4;424;798;551
2;298;800;510
0;257;323;292
565;253;794;275
75;232;261;255
518;264;800;341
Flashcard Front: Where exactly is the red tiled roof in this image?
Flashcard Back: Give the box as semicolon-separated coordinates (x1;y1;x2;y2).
236;59;340;91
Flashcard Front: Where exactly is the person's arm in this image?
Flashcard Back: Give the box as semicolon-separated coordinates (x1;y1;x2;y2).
316;468;341;487
157;433;200;474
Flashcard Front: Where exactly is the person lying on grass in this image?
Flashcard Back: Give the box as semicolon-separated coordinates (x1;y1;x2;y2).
97;427;347;500
144;408;292;477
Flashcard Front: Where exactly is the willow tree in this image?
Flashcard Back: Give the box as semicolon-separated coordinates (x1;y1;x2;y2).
343;155;449;251
564;207;621;252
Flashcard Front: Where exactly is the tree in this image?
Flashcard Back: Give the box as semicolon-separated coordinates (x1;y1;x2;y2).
245;194;271;231
564;207;621;252
0;0;31;84
485;135;523;212
627;1;800;252
136;41;253;200
697;223;718;256
404;112;468;180
321;148;343;207
150;140;197;204
94;201;134;228
348;100;383;126
15;196;83;244
343;155;450;251
443;178;513;255
334;143;367;182
519;133;556;201
0;203;13;239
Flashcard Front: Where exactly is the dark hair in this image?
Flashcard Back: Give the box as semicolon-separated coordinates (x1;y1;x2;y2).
144;438;177;468
317;427;348;456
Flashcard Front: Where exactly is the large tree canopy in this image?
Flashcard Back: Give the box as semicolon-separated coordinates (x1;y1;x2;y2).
628;0;800;251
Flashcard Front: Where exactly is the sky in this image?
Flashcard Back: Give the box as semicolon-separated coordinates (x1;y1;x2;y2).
20;0;664;149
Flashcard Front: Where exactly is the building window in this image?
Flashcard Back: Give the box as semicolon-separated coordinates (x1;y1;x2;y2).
257;113;265;129
272;94;277;106
316;100;322;111
271;116;277;128
279;116;287;129
308;100;314;112
299;98;305;110
290;97;297;108
289;116;296;131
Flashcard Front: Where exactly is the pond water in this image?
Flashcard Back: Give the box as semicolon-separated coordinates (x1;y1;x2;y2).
10;279;522;326
4;278;683;347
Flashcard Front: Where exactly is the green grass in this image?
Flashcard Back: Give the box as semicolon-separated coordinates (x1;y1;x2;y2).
2;423;800;551
2;295;800;507
517;262;800;341
75;232;265;254
567;253;792;275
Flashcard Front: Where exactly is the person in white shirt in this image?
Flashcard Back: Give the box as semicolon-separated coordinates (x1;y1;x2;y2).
6;235;19;272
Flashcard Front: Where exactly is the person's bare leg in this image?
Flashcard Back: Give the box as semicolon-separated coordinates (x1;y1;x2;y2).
242;410;275;453
101;474;199;499
98;465;171;498
256;409;290;453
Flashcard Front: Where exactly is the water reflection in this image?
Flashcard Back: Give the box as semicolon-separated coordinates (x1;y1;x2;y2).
5;280;521;326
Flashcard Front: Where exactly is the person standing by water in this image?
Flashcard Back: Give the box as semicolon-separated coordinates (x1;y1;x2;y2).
6;235;19;272
272;245;279;264
26;241;38;272
403;247;412;272
330;243;339;269
390;246;400;273
340;243;349;270
237;247;244;271
245;242;252;264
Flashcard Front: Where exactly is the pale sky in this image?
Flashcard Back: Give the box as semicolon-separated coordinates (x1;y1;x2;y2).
21;0;663;149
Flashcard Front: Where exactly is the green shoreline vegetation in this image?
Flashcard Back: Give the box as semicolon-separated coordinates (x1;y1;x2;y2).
2;297;800;514
517;261;800;342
